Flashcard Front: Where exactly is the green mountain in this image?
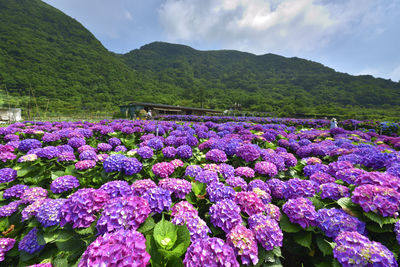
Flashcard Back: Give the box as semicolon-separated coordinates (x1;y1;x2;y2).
0;0;399;119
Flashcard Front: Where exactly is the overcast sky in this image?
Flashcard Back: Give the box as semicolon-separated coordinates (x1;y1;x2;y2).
42;0;400;82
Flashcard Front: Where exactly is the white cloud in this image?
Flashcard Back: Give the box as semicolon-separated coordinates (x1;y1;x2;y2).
390;65;400;82
158;0;391;55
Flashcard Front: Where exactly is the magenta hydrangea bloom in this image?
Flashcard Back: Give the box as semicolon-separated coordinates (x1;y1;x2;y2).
209;200;242;233
0;168;17;184
205;149;227;162
235;191;266;216
310;171;335;185
170;159;184;169
227;224;258;265
0;152;16;162
236;144;260;162
254;161;278;177
171;201;198;225
96;196;151;235
265;203;281;221
333;231;397;267
142;187;172;213
79;229;150;267
50;175;79;194
75;160;96;170
248;213;283;251
131;179;157;197
183;237;239;267
152;162;174;178
316;208;365;238
0;238;15;262
282;197;317;228
351;184;400;217
158;178;192;199
60;188;109;228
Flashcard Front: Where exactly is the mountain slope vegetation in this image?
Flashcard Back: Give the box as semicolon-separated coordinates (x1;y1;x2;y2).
0;0;399;119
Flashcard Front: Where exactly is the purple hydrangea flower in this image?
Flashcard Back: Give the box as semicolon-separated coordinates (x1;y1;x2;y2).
171;201;198;224
205;149;227;162
162;146;177;158
335;168;367;185
235;191;266;216
248;213;283;251
57;152;76;162
75;160;96;170
319;183;350;200
100;180;132;198
226;176;248;190
158;178;192;199
96;196;151;234
78;229;150;267
218;163;235;178
310;171;335;185
267;178;285;199
50;175;80;194
131;179;157;197
316;208;365;238
18;139;42;152
152;162;175;178
3;184;28;199
236;144;260;162
206;182;236;202
60;188;109;228
0;152;16;162
18;228;44;254
265;203;281;221
147;137;164;150
36;146;59;159
283;178;317;199
248;179;270;194
137;146;154;159
176;145;192;159
142;187;172;213
0;238;15;261
79;150;97;161
235;166;255;179
183;237;239;267
67;137;86;148
351;184;400;217
333;231;397;266
97;143;112;152
0;200;23;218
185;165;203;178
0;168;17;184
122;157;142;175
282;197;317;228
209;200;242;233
108;137;121;147
227;224;258;265
21;187;47;204
42;132;61;143
254;161;278;177
185;216;212;241
36;199;66;227
21;199;47;221
103;154;126;172
195;170;219;184
18;154;38;162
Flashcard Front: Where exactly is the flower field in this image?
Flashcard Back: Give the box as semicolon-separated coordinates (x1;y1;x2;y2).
0;117;400;266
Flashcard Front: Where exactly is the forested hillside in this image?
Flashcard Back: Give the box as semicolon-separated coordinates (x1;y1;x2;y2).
0;0;399;119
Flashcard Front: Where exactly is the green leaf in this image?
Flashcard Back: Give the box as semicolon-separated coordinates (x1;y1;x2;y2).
336;197;363;218
56;239;85;252
272;247;282;258
64;164;76;175
308;196;324;210
17;166;33;177
145;235;163;267
366;223;394;233
191;181;205;196
316;236;333;256
169;224;190;257
53;254;69;267
363;212;399;228
153;218;178;250
293;231;312;249
0;217;9;232
279;214;302;233
51;170;65;179
166;256;184;267
138;216;156;235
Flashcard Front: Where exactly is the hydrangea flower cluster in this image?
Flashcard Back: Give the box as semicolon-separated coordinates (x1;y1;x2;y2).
21;187;48;204
0;238;15;262
265;203;281;221
99;180;132;198
170;159;184;168
36;199;66;227
79;229;150;267
283;178;316;199
131;179;157;196
254;161;278;177
18;139;42;152
316;208;365;238
209;200;242;233
319;183;350;200
227;224;258;265
137;146;154;159
177;145;192;159
0;168;17;184
152;162;174;178
75;160;96;170
162;146;177;158
185;165;203;178
18;154;38;162
158;178;192;199
236;144;260;162
310;171;335;185
195;170;219;184
21;199;47;221
235;166;255;178
235;191;266;216
226;176;248;190
248;213;283;251
142;187;172;213
3;184;28;199
50;175;80;194
171;201;198;224
333;231;397;266
0;200;23;218
60;188;109;228
351;184;400;217
205;149;227;162
183;237;239;267
267;178;285;199
103;154;126;172
282;197;317;228
206;182;236;202
96;196;151;234
18;228;44;254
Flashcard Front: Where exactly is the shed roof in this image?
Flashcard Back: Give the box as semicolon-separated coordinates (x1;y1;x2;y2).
121;102;222;113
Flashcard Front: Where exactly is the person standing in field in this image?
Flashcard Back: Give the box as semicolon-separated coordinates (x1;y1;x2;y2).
330;118;337;129
146;109;152;119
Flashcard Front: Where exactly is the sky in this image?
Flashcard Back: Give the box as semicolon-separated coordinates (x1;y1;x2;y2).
42;0;400;82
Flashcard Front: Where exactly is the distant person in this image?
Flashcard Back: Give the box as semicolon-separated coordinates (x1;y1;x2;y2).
330;118;337;129
146;109;152;119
